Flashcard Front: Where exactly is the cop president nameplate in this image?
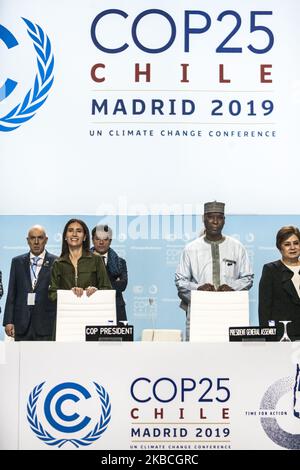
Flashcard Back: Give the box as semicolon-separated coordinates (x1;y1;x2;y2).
86;325;134;342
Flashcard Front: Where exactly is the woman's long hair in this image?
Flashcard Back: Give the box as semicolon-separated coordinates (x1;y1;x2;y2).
60;218;90;257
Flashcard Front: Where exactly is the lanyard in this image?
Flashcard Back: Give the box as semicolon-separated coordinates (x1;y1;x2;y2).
30;258;42;287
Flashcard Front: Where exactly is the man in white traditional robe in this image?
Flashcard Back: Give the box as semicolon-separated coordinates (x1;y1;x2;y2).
175;201;253;339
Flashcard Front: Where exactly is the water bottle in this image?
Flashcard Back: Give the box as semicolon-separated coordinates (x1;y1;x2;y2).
294;363;300;419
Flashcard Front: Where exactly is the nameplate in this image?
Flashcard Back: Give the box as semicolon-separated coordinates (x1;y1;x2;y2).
229;326;277;342
85;325;134;342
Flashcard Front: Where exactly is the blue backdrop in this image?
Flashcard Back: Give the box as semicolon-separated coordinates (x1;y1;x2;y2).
1;214;300;340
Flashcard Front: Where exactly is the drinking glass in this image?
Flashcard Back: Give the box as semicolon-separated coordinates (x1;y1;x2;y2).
279;320;292;342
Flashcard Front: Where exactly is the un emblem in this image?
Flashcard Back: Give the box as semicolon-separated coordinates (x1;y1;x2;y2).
0;17;54;132
27;382;111;448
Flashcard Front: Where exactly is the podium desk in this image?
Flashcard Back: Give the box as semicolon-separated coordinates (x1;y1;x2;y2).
0;342;299;450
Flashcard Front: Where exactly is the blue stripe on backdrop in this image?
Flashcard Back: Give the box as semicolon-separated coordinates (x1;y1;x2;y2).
1;215;300;340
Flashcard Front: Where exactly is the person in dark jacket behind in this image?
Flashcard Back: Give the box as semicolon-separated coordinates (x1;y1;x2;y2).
91;224;128;324
259;225;300;341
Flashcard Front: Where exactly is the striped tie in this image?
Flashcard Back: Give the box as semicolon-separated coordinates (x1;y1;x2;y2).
31;256;40;288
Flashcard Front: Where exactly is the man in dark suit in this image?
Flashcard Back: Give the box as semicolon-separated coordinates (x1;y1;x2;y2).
91;225;128;324
3;225;57;341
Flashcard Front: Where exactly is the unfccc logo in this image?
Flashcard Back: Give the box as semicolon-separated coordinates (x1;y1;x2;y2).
0;18;54;132
27;382;111;448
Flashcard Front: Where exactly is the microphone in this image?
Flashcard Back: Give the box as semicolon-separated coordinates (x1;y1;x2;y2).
148;297;156;341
